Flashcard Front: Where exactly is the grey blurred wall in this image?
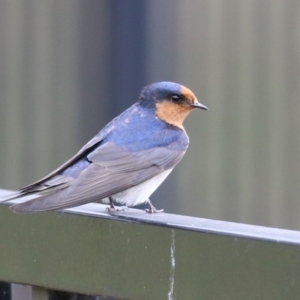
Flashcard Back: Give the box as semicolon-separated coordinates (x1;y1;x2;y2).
1;0;300;230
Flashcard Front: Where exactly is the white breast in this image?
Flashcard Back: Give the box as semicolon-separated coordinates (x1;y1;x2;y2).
111;168;173;207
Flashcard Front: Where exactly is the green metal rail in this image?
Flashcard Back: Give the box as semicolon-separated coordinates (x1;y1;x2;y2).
0;188;300;300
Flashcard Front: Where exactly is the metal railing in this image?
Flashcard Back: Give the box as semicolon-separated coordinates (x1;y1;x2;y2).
1;188;300;300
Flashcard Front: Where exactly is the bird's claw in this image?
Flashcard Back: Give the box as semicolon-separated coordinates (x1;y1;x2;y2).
145;208;164;214
144;198;164;214
106;206;128;213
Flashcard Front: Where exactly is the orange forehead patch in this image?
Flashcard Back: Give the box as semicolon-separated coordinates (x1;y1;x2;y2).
156;100;194;129
180;86;197;104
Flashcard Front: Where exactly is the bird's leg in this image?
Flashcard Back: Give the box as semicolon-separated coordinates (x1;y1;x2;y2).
109;197;115;209
106;197;127;213
106;197;116;212
145;199;164;214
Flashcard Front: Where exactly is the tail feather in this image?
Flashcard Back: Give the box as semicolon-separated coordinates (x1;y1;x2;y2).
10;194;59;213
1;173;73;203
9;190;101;213
0;191;27;202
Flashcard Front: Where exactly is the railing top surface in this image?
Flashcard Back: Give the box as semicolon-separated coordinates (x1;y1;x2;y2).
1;189;299;246
69;202;300;245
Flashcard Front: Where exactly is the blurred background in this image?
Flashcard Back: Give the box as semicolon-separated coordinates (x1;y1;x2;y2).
0;0;300;230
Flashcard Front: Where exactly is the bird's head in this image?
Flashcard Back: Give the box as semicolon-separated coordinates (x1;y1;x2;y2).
139;81;208;129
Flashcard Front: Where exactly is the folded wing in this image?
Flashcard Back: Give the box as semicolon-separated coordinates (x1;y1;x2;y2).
11;142;184;212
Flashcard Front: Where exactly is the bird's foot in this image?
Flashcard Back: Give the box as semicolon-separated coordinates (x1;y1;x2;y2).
106;206;128;213
106;196;127;213
145;207;164;214
144;199;164;214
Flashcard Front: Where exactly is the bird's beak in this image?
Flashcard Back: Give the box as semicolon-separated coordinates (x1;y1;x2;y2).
190;100;208;110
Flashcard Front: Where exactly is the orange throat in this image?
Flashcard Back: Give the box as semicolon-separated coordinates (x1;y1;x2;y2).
155;101;194;129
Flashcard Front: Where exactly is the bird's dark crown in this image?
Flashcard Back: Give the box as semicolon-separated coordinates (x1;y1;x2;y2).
139;81;197;107
139;81;200;129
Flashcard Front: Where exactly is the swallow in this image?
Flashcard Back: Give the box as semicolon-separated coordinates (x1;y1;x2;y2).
3;82;208;213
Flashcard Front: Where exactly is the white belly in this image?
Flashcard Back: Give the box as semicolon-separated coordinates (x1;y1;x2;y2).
111;168;173;207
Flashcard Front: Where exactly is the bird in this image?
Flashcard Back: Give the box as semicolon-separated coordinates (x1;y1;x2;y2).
3;81;208;213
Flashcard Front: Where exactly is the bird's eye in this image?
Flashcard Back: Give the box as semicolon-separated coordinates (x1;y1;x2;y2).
171;95;181;102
